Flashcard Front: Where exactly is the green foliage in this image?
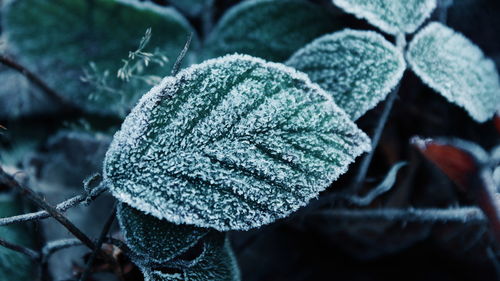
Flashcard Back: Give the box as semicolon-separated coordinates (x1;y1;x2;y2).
168;0;208;17
204;0;339;61
286;29;406;120
406;22;500;122
141;232;240;281
2;0;198;116
331;0;436;35
0;193;37;281
104;54;371;231
116;202;208;264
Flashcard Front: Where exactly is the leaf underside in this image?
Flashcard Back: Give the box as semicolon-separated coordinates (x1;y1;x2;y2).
2;0;198;116
204;0;339;61
286;29;406;120
331;0;436;35
117;202;209;264
406;22;500;122
141;233;241;281
104;54;371;231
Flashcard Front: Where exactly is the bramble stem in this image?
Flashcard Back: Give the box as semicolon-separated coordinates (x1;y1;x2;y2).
0;237;40;260
0;168;97;251
79;203;117;281
0;184;106;227
349;82;402;192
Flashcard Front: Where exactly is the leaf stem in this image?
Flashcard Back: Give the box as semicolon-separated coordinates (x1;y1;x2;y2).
349;81;402;192
171;33;193;76
79;203;117;281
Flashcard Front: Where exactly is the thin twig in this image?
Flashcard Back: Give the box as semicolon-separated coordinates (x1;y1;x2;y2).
0;237;40;260
350;82;402;192
79;203;117;281
0;54;80;113
0;169;97;250
42;238;84;264
309;207;486;222
0;184;106;226
170;33;193;76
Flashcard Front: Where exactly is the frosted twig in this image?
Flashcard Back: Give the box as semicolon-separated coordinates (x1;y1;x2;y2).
0;184;106;227
0;54;80;114
0;237;40;260
309;207;486;222
79;203;117;281
41;238;84;264
170;33;193;76
0;168;97;251
350;81;402;192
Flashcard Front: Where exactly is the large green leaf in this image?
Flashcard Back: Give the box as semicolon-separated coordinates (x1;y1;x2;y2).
141;232;240;281
117;202;208;264
2;0;198;116
168;0;208;17
286;29;406;120
406;22;500;122
104;54;371;231
331;0;436;35
204;0;339;61
0;192;37;281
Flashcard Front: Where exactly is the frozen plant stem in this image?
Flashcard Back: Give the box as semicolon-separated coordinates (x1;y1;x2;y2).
0;183;106;226
79;203;117;281
0;168;97;251
0;237;40;260
310;207;486;222
350;81;402;192
170;33;193;76
0;54;80;113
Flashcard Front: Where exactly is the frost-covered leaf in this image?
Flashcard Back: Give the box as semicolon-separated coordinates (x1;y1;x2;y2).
117;202;208;264
2;0;198;116
0;192;37;281
204;0;339;62
286;29;405;120
332;0;436;35
406;22;500;122
104;54;371;231
141;233;241;281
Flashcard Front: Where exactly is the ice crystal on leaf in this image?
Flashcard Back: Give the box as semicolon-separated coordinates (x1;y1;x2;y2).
331;0;436;35
141;232;241;281
104;54;371;231
286;29;406;120
406;22;500;122
204;0;339;61
116;202;208;264
2;0;198;116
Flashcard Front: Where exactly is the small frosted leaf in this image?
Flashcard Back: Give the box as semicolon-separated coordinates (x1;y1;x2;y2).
286;29;406;120
2;0;198;116
141;233;241;281
406;22;500;122
332;0;436;35
104;54;371;231
116;202;208;264
204;0;338;61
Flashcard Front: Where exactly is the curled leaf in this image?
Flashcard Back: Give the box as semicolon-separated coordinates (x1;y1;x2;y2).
104;54;371;231
286;29;406;120
116;202;208;264
204;0;338;61
406;22;500;122
141;233;240;281
331;0;436;35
